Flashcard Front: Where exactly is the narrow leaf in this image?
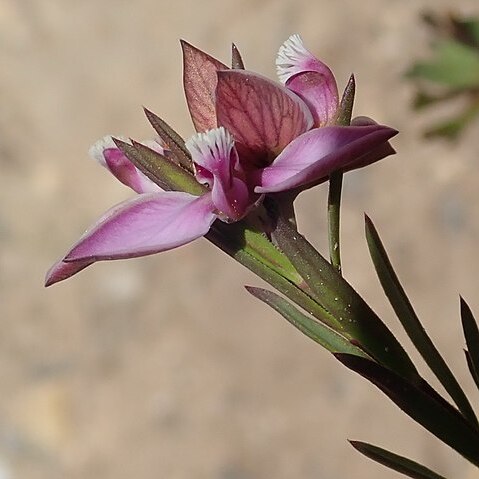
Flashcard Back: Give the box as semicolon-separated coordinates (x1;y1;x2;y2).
337;353;479;467
246;286;370;357
464;349;479;390
231;43;245;69
365;215;478;427
461;297;479;389
336;74;355;126
206;221;339;331
274;215;418;380
350;441;447;479
113;139;205;196
143;108;193;171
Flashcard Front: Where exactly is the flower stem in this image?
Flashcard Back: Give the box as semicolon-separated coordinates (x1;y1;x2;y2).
328;171;343;275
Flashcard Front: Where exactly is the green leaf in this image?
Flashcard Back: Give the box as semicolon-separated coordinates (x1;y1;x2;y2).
464;349;479;390
365;215;478;427
143;108;193;171
407;40;479;89
350;441;447;479
207;221;340;330
113;138;205;196
337;354;479;467
273;216;418;380
246;286;370;357
461;298;479;391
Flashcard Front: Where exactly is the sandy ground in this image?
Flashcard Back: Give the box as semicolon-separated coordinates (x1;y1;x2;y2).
2;0;479;478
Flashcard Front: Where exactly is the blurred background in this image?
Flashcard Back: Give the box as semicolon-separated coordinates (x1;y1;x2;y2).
2;0;479;478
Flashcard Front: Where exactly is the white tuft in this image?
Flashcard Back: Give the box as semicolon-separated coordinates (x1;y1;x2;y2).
185;127;234;165
88;135;128;166
276;34;310;83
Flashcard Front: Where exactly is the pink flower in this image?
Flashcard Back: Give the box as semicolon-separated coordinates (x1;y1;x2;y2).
46;35;397;286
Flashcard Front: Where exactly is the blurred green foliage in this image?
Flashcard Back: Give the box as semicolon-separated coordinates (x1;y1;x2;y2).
407;11;479;140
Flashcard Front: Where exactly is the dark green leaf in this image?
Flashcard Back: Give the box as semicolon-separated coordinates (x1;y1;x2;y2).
273;216;418;380
350;441;447;479
337;353;479;467
365;215;478;427
143;108;193;171
246;286;370;357
464;349;479;390
461;298;479;390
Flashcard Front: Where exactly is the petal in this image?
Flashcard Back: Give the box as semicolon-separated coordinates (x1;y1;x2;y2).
255;124;398;193
45;258;94;286
64;192;217;262
345;116;396;170
186;127;252;221
181;40;228;132
90;136;162;193
215;70;313;159
276;34;338;126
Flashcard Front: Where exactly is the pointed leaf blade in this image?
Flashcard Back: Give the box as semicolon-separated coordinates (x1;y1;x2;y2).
113;139;205;196
272;214;418;379
464;349;479;390
246;286;370;357
231;43;245;69
337;353;479;467
350;441;447;479
461;298;479;389
143;108;193;171
365;215;478;427
336;74;355;126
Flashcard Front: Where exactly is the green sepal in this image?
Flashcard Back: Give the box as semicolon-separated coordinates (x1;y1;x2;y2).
461;297;479;391
113;138;205;195
143;108;193;171
231;43;245;69
350;441;447;479
365;215;478;427
246;286;370;357
337;353;479;467
274;216;418;379
336;74;355;126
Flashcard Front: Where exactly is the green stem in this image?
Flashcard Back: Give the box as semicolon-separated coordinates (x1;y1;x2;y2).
328;171;343;274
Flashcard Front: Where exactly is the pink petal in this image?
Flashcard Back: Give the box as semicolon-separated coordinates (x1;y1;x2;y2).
90;136;162;193
215;70;313;159
345;116;396;170
45;258;94;287
276;35;338;126
64;192;217;262
186;127;252;221
181;40;228;132
255;125;398;193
